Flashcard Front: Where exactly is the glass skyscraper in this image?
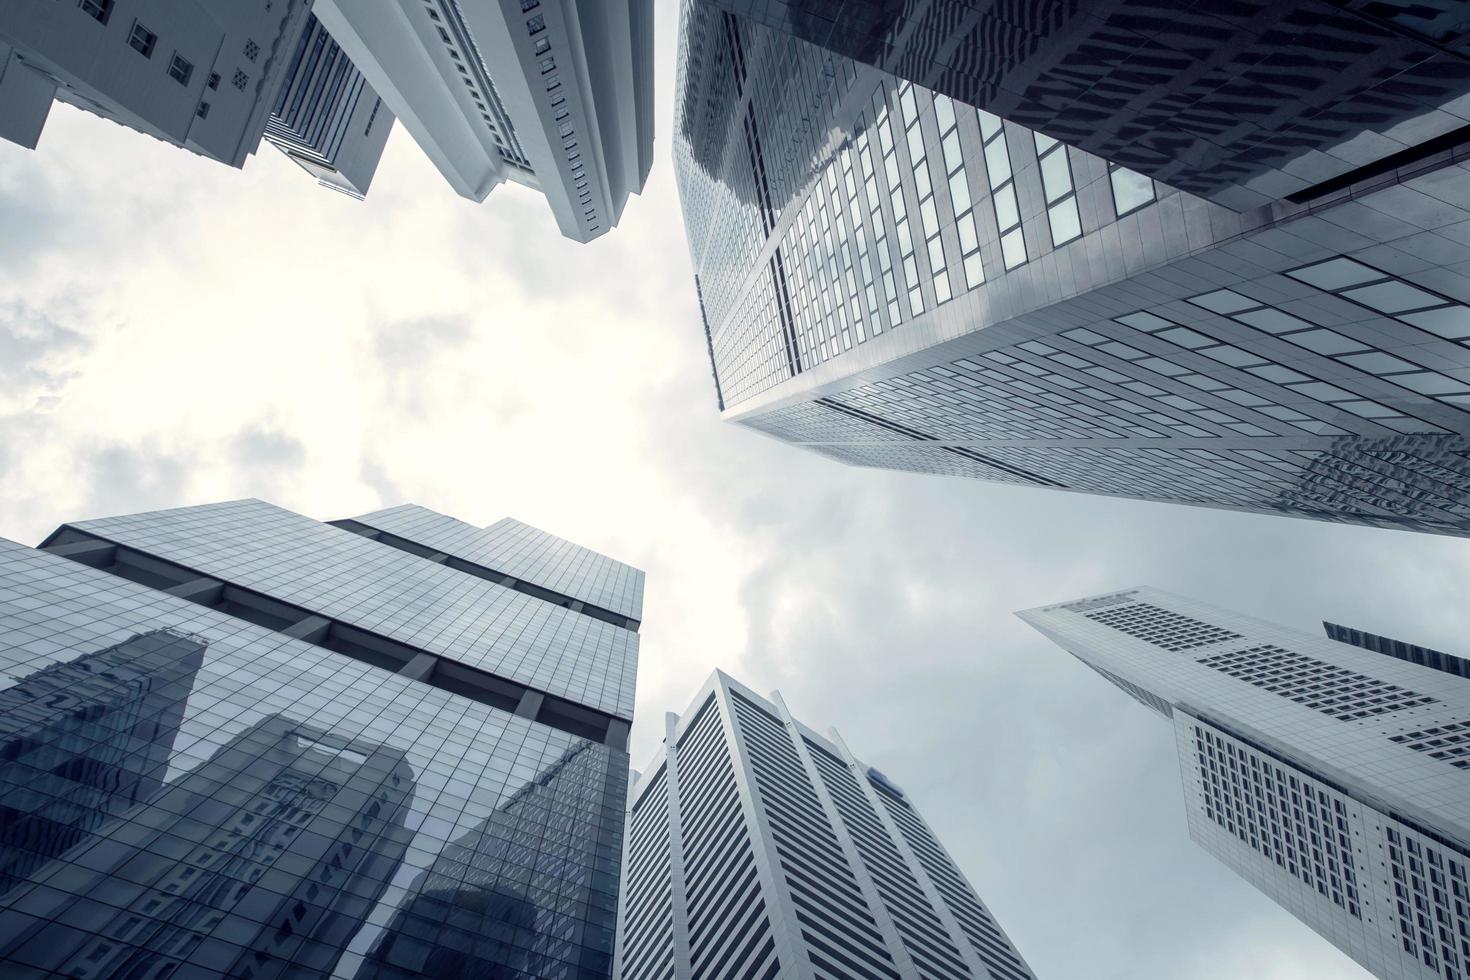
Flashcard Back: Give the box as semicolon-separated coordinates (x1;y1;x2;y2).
1020;587;1470;980
614;670;1035;980
0;498;640;978
675;0;1470;535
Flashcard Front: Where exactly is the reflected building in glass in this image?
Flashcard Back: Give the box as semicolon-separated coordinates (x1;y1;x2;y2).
675;0;1470;535
614;670;1035;980
0;498;641;978
1020;587;1470;980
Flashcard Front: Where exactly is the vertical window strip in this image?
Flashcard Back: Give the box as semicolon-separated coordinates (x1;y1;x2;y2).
900;83;950;305
879;89;923;318
858;123;902;329
935;95;983;290
977;109;1026;270
1033;133;1081;247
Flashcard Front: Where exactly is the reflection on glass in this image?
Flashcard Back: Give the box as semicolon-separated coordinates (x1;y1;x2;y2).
355;741;624;980
0;636;416;979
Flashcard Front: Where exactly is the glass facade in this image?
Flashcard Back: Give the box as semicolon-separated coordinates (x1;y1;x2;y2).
0;500;641;978
675;0;1470;536
695;0;1470;211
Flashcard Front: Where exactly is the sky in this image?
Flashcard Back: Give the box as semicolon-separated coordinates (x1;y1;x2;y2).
3;3;1470;978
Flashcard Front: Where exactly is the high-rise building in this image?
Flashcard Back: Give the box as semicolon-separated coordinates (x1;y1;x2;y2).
614;670;1035;980
0;498;641;979
675;0;1470;535
0;0;314;166
263;12;395;199
313;0;656;241
0;0;655;231
1019;587;1470;980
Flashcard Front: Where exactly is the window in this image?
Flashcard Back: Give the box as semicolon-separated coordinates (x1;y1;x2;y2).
232;70;249;91
1034;133;1081;246
195;102;210;119
79;0;112;24
207;72;220;90
1109;162;1155;216
168;54;193;86
1085;601;1240;651
243;39;260;62
534;38;550;55
1200;644;1436;720
899;83;949;304
521;0;540;9
527;13;546;34
935;95;983;289
1390;721;1470;769
538;56;556;74
128;21;157;58
978;110;1026;269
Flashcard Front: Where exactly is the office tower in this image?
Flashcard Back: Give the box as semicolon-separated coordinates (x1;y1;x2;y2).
313;0;656;241
614;670;1035;980
1324;621;1470;680
0;498;640;979
263;13;395;199
0;0;313;167
0;1;654;231
1019;587;1470;980
675;0;1470;535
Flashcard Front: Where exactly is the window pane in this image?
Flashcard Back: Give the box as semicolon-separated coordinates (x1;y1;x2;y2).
1286;257;1381;290
983;139;1011;185
1342;280;1445;314
1285;329;1365;355
1047;200;1081;244
1039;148;1072;202
1000;228;1026;268
1401;305;1470;339
1109;166;1155;215
1189;289;1257;314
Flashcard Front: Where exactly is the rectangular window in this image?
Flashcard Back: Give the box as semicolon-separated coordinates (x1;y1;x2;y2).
128;21;157;58
935;95;983;290
79;0;112;24
195;101;210;119
521;0;540;9
207;72;220;91
1034;133;1081;246
527;14;546;34
168;54;193;86
978;110;1026;269
1109;162;1155;217
538;57;556;74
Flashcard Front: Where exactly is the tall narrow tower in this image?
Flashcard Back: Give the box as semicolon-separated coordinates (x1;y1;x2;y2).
1020;587;1470;980
615;670;1035;980
0;498;641;979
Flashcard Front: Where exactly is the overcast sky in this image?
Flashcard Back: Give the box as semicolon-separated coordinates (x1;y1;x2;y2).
3;3;1470;978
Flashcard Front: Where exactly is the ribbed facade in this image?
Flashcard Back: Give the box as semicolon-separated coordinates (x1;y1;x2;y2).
0;498;641;978
1020;588;1470;980
614;672;1035;980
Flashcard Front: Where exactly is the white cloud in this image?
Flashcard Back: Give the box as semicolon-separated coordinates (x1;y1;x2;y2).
0;4;1464;976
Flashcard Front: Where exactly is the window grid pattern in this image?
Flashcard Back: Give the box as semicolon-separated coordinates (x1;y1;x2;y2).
1033;133;1081;246
935;95;983;290
1389;721;1470;769
1084;602;1242;652
1199;644;1437;721
878;90;924;319
977;110;1025;270
0;541;627;980
1386;826;1470;980
1193;726;1362;917
899;82;950;305
73;501;637;719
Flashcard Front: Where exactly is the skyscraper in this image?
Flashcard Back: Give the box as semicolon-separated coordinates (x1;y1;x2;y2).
1019;587;1470;980
0;0;655;232
614;670;1035;980
312;0;656;240
675;0;1470;535
263;12;395;199
0;498;640;978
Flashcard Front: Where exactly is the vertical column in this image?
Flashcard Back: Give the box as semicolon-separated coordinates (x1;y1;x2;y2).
769;692;921;978
714;675;817;980
829;728;996;979
661;713;695;980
